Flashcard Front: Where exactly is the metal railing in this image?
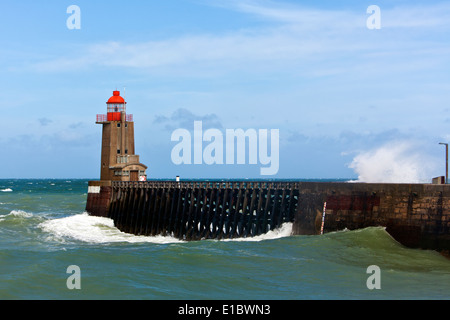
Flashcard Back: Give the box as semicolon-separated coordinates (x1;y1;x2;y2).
96;114;134;122
111;180;306;190
96;114;107;122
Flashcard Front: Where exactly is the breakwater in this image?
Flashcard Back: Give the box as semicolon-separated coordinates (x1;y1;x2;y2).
87;180;298;241
86;180;450;254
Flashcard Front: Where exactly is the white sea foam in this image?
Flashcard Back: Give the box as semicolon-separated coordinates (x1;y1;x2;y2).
1;188;13;192
0;210;34;222
9;210;34;218
38;213;293;244
39;213;184;244
220;223;293;242
348;141;439;183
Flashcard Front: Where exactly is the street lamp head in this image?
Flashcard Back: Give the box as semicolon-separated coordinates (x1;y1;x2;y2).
439;142;448;146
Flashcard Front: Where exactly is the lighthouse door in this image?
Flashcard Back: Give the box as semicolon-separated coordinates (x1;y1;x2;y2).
130;170;139;181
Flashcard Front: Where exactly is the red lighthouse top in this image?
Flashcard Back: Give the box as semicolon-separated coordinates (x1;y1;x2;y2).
107;90;126;104
96;90;133;123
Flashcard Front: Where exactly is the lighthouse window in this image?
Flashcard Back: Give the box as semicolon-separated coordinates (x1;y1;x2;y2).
117;156;128;164
117;123;121;128
117;149;120;154
125;149;128;154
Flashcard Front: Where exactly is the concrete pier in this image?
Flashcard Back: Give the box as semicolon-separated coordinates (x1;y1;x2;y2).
86;180;450;254
292;182;450;254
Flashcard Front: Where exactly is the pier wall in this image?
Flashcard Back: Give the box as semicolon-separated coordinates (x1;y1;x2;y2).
85;181;112;218
293;182;450;254
86;180;450;253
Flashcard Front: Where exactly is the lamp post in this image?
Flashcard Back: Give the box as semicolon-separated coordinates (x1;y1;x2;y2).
439;142;448;184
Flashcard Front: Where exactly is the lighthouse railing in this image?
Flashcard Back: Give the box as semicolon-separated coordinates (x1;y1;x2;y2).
96;114;107;122
96;114;133;122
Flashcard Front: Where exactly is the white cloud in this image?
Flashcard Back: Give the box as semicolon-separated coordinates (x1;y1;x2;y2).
382;2;450;28
210;0;450;30
28;1;450;80
220;0;361;28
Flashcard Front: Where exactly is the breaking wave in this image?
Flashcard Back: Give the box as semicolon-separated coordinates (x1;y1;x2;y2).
349;141;439;183
0;210;35;222
38;213;293;244
39;213;184;244
219;223;293;242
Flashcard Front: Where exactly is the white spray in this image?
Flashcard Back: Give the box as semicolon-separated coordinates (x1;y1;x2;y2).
348;141;440;183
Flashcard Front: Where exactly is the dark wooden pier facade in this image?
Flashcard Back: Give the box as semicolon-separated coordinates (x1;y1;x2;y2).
107;180;298;240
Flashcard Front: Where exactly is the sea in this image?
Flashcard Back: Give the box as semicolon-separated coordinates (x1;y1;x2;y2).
1;179;449;301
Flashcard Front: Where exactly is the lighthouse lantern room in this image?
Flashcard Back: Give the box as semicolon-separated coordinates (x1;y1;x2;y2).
107;90;126;121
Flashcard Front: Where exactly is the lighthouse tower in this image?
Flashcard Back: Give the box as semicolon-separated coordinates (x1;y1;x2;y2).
96;90;147;181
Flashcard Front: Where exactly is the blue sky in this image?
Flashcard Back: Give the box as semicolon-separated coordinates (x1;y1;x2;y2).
0;0;449;181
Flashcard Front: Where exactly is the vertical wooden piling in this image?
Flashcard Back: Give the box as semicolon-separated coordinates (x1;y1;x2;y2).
105;181;300;241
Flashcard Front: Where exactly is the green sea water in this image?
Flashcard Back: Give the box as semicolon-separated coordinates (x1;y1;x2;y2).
0;179;449;300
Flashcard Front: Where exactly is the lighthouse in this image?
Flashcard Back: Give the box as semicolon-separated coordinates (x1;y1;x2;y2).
95;90;147;181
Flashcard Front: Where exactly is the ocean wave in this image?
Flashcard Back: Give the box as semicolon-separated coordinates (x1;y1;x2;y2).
219;223;293;242
0;210;34;219
0;210;35;223
1;188;13;192
9;210;34;218
38;213;184;244
348;141;438;183
38;213;293;244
